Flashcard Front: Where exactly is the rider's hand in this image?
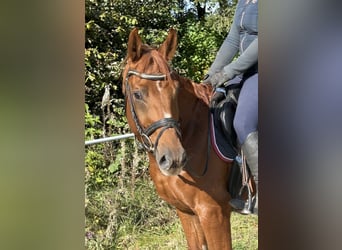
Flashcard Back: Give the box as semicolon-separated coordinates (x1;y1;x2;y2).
210;70;230;88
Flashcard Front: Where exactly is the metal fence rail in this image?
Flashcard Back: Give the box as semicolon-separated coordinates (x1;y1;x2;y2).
85;133;135;146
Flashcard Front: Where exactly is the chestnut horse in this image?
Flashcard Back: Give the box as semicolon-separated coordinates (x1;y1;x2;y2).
122;28;234;249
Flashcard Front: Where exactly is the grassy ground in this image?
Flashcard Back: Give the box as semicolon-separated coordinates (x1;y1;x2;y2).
127;213;258;250
125;212;258;250
231;212;258;250
86;177;258;250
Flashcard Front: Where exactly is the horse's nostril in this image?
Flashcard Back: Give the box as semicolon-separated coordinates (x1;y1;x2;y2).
159;155;166;164
159;155;170;169
157;148;186;172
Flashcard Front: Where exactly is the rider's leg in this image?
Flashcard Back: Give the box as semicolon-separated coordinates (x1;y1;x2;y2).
234;73;258;146
231;73;258;213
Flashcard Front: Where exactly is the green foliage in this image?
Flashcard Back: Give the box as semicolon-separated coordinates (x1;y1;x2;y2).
175;20;220;81
85;167;179;249
85;103;102;140
174;3;236;82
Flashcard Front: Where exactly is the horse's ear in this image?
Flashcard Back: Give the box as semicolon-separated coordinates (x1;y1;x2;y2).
127;28;143;62
158;28;177;61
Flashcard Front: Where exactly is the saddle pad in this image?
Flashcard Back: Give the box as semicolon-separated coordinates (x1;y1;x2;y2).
210;112;237;162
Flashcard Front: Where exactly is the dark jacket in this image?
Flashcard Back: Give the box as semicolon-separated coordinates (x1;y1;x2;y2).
207;0;258;80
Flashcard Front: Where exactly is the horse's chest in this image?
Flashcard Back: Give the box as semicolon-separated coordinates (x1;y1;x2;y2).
157;186;193;213
150;167;194;212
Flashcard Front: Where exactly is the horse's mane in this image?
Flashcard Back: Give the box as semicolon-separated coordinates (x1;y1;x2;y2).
178;75;213;106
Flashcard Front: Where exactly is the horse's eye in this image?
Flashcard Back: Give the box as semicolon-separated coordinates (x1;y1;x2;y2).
133;91;143;100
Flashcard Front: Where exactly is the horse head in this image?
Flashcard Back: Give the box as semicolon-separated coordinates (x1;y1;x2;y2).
122;28;186;176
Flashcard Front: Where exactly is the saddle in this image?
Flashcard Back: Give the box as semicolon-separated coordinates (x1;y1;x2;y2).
209;85;253;209
210;85;240;162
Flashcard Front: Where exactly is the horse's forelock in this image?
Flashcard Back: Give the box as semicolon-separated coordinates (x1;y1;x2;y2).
144;49;170;76
123;47;171;76
122;47;174;95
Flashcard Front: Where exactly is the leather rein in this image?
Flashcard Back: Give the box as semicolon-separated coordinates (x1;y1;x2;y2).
125;69;181;155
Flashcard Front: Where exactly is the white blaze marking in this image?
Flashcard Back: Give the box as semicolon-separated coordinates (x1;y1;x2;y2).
155;80;171;118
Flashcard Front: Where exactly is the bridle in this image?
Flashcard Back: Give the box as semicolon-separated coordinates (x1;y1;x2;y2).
125;69;210;178
124;69;181;155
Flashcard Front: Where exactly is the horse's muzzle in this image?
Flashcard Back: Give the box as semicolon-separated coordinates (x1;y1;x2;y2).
156;147;187;176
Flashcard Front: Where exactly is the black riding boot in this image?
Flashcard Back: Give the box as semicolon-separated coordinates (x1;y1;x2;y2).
229;132;258;215
242;131;258;214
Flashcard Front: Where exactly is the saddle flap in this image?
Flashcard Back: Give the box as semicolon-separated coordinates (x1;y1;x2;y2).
210;86;241;162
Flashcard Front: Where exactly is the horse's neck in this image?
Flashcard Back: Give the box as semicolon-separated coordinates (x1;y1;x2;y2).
178;77;211;154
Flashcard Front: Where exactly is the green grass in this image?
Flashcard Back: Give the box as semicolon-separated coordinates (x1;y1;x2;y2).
124;220;186;249
124;212;257;250
86;176;258;249
231;212;258;250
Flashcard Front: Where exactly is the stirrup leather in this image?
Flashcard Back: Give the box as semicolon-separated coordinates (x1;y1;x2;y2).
229;152;255;215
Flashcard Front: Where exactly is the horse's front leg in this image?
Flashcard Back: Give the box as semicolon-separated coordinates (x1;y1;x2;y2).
197;205;232;250
176;209;207;250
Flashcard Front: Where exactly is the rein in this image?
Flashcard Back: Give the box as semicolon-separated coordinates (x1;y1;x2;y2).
125;69;181;155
